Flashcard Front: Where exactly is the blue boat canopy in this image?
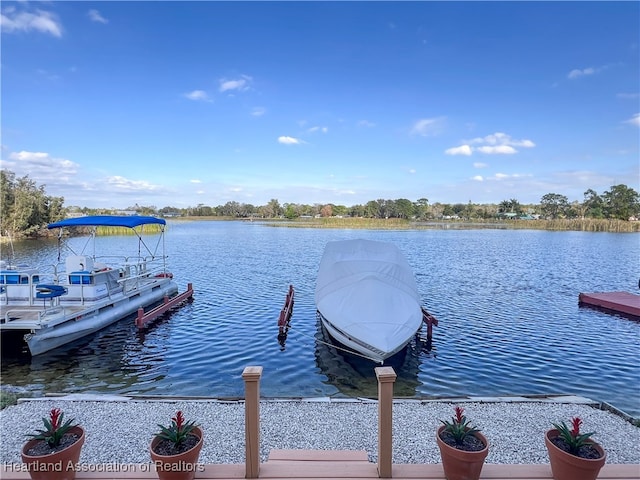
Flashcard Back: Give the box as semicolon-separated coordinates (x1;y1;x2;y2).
48;215;166;229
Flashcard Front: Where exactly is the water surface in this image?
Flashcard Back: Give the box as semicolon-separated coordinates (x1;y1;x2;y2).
1;222;639;417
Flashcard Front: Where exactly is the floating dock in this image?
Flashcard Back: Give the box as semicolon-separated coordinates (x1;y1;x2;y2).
579;291;640;318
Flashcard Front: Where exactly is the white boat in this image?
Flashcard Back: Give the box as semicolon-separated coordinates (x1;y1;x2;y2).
0;215;180;355
314;239;423;363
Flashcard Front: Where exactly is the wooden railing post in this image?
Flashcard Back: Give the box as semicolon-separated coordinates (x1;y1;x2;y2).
376;366;396;478
242;366;263;479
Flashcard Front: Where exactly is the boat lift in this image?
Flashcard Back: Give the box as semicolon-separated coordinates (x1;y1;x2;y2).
135;283;194;329
277;285;295;349
420;307;438;352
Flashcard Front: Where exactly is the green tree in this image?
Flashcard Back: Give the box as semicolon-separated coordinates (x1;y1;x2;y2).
602;184;640;220
583;189;604;218
540;193;569;219
395;198;415;219
265;198;282;218
333;204;348;217
414;197;429;220
364;200;381;218
283;203;299;219
0;170;65;237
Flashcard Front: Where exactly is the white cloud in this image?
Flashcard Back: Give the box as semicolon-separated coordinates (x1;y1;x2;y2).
251;107;266;117
487;172;532;181
357;120;376;128
448;132;535;156
105;176;161;192
473;162;488;168
1;7;62;37
568;67;596;79
445;145;472;156
219;75;252;93
308;126;328;134
477;145;517;155
471;132;535;148
7;150;77;175
183;90;211;102
87;9;108;24
624;113;640;127
277;136;301;145
190;179;202;184
410;117;445;137
472;175;484;181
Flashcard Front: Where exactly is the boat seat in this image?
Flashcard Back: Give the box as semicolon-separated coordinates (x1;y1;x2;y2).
35;284;68;299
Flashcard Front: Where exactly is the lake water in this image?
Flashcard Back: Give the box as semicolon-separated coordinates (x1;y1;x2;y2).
1;221;639;418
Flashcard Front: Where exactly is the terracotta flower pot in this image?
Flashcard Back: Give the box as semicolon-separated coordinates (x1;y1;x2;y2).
150;426;204;480
21;425;85;480
544;428;606;480
436;425;489;480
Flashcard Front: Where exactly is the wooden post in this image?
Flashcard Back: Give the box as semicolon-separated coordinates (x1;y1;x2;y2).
376;366;396;478
242;366;263;479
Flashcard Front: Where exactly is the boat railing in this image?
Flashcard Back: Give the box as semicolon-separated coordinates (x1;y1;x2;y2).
1;270;55;307
117;256;171;293
2;304;66;327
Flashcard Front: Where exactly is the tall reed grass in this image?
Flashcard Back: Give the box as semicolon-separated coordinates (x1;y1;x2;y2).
95;224;164;235
274;217;639;232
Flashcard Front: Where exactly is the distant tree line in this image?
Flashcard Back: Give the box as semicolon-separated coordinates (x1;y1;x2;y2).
164;184;639;222
1;169;638;237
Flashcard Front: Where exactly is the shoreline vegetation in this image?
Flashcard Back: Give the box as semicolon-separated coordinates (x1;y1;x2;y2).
0;217;638;243
179;216;640;233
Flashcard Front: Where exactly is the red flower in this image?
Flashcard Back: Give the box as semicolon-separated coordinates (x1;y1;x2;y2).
454;406;464;424
570;417;582;438
50;409;61;431
173;411;185;431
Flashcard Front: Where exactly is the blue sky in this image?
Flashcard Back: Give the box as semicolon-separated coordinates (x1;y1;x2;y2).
1;1;639;209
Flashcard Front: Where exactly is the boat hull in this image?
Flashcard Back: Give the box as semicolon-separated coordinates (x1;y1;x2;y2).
26;281;178;355
318;310;417;363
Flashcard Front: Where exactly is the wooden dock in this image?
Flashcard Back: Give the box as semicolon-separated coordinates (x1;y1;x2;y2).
579;291;640;317
2;453;640;479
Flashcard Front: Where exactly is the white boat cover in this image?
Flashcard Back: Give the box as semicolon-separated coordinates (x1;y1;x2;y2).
315;239;422;359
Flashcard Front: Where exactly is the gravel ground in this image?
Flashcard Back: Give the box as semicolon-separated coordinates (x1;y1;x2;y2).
1;396;639;465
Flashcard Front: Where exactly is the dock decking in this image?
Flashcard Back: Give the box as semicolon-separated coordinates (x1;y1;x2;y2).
2;450;640;479
579;291;640;317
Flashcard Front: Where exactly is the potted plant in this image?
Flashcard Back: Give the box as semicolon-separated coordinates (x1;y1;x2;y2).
21;408;85;480
436;406;488;480
544;417;606;480
150;410;204;480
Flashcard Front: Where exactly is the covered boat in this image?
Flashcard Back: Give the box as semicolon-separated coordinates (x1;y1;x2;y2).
0;215;183;355
315;239;423;363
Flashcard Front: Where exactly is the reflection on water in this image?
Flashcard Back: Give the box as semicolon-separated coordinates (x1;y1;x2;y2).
1;222;639;418
313;315;432;397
